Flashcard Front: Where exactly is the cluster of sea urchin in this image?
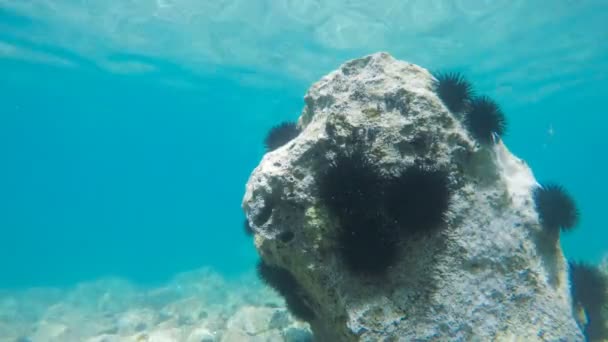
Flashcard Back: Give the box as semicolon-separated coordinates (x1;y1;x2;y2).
384;164;451;235
318;149;451;276
318;149;385;218
435;71;601;340
434;72;506;145
318;149;398;276
435;72;580;236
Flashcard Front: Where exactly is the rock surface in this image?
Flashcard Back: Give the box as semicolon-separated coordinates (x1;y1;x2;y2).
242;52;584;341
601;255;608;337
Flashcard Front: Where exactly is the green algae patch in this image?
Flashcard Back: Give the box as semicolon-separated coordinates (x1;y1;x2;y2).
362;107;382;118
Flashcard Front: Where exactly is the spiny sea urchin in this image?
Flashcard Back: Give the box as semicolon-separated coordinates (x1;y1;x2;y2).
434;72;474;114
256;260;315;322
257;260;298;297
317;148;400;276
533;184;579;232
318;149;384;218
385;164;451;234
569;261;608;341
336;211;399;276
264;121;300;152
465;96;507;145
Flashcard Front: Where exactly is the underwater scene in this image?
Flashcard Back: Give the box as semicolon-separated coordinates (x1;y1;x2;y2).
0;1;607;341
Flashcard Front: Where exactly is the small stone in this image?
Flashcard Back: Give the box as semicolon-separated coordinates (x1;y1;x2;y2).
268;310;290;330
186;326;215;342
224;306;277;335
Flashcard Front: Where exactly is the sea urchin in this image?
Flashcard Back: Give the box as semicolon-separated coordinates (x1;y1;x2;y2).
385;164;451;234
318;149;384;218
533;184;579;232
336;210;399;276
465;96;507;145
318;149;400;276
256;260;315;322
434;72;474;114
264;121;300;152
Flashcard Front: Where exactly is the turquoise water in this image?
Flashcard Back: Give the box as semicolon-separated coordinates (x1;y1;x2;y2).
0;1;606;291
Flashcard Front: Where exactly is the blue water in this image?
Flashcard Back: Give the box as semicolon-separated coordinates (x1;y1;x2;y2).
0;1;607;289
0;59;282;287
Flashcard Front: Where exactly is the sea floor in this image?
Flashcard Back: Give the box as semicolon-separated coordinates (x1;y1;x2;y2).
0;268;312;342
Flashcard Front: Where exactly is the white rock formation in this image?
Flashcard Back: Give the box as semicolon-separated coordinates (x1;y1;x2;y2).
242;52;584;341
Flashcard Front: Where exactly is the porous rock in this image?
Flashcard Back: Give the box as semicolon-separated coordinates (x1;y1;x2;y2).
242;52;584;341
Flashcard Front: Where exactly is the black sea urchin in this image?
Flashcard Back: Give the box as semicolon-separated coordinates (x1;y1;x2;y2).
337;211;399;276
318;149;384;218
569;261;608;341
465;96;507;145
256;260;316;322
257;260;298;296
264;121;300;152
434;72;474;114
385;165;451;234
318;149;400;275
533;184;579;232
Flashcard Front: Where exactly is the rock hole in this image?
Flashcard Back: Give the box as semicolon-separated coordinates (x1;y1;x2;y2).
278;231;295;243
254;197;275;226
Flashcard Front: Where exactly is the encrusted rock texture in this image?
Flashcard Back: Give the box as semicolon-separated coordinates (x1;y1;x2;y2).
242;52;584;341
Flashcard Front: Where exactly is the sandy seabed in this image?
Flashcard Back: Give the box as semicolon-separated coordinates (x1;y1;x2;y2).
0;268;312;342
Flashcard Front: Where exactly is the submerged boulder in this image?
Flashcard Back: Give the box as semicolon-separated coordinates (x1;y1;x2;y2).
242;52;584;341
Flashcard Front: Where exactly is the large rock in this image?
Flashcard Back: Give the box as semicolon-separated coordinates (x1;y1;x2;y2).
242;52;584;340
